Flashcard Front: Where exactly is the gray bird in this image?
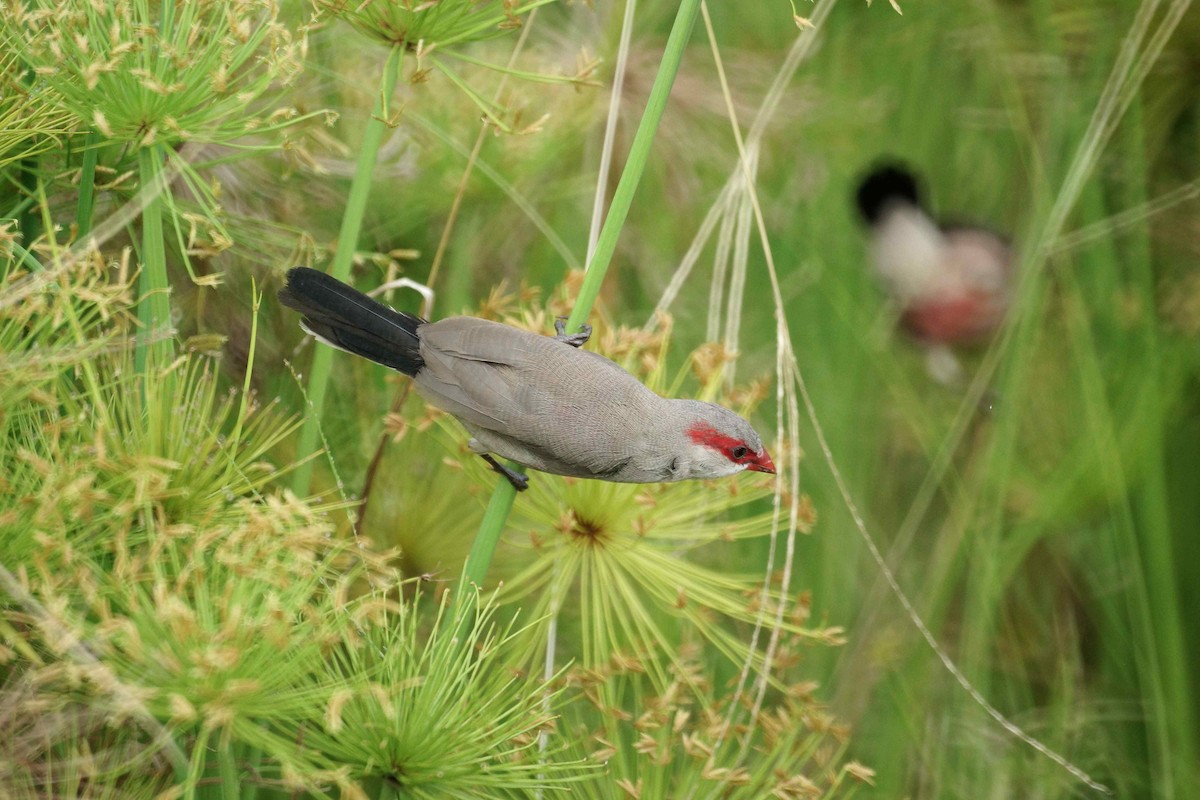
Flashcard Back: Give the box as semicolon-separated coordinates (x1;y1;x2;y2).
279;267;775;491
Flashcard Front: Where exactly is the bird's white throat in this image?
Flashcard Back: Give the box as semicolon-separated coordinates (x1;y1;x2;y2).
871;204;948;302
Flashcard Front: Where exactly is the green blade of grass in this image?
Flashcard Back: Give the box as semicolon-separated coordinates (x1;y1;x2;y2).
134;144;174;377
74;129;101;239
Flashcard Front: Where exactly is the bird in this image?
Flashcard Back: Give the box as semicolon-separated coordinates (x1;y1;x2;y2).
854;163;1013;384
279;267;775;491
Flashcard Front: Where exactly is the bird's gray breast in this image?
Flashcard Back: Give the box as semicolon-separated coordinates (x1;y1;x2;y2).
413;317;663;475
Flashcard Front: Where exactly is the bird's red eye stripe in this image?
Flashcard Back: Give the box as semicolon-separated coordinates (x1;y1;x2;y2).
686;422;753;462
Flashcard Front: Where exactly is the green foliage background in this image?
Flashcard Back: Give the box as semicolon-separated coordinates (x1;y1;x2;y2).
2;0;1198;798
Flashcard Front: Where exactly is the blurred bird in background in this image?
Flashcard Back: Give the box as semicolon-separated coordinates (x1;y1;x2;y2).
854;163;1014;385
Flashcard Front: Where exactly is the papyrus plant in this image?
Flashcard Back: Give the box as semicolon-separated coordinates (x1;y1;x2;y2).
454;306;843;692
3;0;312;373
284;586;589;799
0;28;74;172
559;652;875;800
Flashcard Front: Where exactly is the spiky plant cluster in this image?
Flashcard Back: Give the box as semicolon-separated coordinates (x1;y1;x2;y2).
288;587;586;799
402;280;841;698
0;256;305;560
360;392;485;577
0;28;74;170
4;0;323;378
317;0;553;50
561;649;875;800
467;307;839;691
4;0;305;149
0;673;176;800
1;249;598;797
313;0;587;137
2;251;369;790
12;500;395;795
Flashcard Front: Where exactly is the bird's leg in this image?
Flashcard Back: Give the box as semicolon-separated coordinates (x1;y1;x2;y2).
553;317;592;348
480;454;529;492
924;344;963;386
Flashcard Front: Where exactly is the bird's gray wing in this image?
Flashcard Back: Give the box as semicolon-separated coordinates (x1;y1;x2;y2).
415;317;657;474
416;317;597;429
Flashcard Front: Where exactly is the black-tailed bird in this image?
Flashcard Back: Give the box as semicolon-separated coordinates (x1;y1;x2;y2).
279;267;774;490
854;163;1013;383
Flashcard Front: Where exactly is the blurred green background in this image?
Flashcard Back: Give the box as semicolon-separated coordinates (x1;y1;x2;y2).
4;0;1199;796
257;3;1198;793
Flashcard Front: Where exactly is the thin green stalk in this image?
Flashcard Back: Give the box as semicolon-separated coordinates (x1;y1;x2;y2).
1122;96;1196;798
239;743;261;800
18;154;39;246
184;725;212;800
461;476;519;590
6;239;44;273
564;0;701;334
74;130;102;239
291;44;405;496
458;0;703;593
2;194;36;226
218;734;239;800
135;144;174;376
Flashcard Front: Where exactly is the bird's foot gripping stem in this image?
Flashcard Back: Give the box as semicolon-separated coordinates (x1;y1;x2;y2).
480;454;529;492
554;317;592;348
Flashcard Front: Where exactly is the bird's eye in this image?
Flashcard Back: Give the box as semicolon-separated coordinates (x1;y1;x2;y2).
730;445;749;460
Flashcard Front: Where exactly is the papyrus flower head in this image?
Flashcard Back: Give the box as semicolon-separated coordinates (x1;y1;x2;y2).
5;0;304;147
316;0;540;49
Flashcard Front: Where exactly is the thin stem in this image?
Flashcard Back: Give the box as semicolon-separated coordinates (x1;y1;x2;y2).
565;0;701;334
184;725;212;800
2;193;36;224
587;0;638;265
239;743;261;800
462;475;519;591
75;130;102;239
355;383;412;534
6;239;44;273
18;155;39;247
218;733;239;800
458;0;703;594
291;45;405;496
135;144;173;377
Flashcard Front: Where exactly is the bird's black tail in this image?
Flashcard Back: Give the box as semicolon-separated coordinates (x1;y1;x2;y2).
279;267;426;376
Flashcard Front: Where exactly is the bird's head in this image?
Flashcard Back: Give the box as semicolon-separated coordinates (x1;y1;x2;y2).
674;401;775;479
855;162;922;225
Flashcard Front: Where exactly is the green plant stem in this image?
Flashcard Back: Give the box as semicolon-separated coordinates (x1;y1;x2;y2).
218;734;239;800
563;0;701;335
240;743;261;800
184;725;211;800
18;155;40;246
135;144;174;377
7;239;44;273
3;194;36;227
462;476;519;590
74;130;102;239
291;44;404;496
458;0;703;594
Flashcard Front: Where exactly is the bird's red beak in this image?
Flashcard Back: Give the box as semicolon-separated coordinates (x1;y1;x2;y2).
747;451;776;474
